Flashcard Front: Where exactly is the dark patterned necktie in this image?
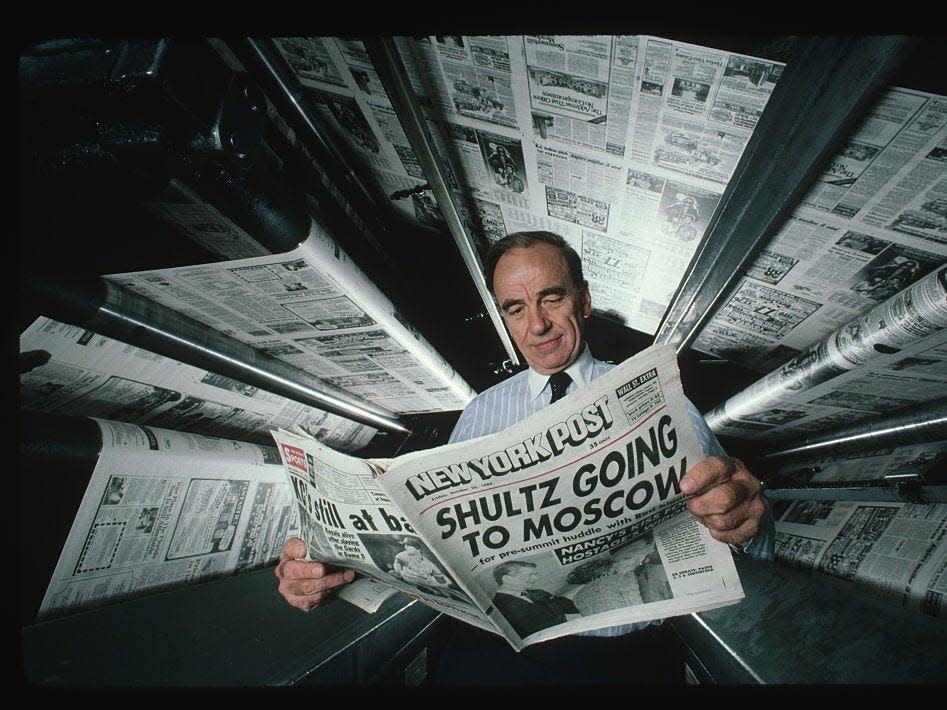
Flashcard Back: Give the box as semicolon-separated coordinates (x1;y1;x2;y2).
548;371;572;404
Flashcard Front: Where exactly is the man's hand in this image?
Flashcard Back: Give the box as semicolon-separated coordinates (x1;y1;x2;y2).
274;537;355;612
680;456;765;546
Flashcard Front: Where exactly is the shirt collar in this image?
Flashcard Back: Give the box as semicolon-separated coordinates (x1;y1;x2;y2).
527;343;594;402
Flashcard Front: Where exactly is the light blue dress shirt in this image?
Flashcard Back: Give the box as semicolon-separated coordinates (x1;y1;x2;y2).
449;345;774;637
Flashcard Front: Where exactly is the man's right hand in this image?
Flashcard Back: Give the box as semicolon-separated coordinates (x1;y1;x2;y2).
274;537;355;612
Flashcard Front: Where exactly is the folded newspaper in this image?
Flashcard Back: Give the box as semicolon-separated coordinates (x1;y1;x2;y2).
272;344;744;651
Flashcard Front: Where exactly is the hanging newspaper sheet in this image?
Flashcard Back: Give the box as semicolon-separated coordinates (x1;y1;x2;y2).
38;418;299;620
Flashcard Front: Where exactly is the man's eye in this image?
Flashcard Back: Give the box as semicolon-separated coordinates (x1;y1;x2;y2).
505;308;524;318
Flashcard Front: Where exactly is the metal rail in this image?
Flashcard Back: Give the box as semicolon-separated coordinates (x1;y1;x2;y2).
362;37;519;366
26;273;411;434
655;36;920;354
763;398;947;460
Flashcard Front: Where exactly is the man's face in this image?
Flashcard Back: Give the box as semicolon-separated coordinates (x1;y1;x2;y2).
504;565;538;591
493;242;591;375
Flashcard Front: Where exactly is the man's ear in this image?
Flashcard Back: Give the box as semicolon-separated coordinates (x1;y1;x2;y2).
581;286;592;318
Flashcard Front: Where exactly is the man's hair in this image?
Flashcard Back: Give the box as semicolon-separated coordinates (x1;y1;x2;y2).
484;231;585;295
493;560;536;584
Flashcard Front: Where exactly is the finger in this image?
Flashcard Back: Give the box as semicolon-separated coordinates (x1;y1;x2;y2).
690;494;766;544
279;537;307;563
686;478;741;518
277;565;355;611
275;557;326;584
687;469;763;518
680;456;738;496
702;513;762;546
284;589;333;613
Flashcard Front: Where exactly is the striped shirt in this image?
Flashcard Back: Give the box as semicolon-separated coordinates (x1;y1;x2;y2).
449;345;774;637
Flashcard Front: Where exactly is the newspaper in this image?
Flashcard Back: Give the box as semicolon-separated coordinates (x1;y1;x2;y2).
269;36;784;337
104;217;476;416
704;267;947;442
272;344;744;651
19;316;377;452
266;36;944;372
773;498;947;619
694;86;947;372
37;418;299;620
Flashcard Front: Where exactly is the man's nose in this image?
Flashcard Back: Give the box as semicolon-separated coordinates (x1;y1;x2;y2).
526;307;550;333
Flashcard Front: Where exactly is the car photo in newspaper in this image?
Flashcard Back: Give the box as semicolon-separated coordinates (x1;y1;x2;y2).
274;345;744;650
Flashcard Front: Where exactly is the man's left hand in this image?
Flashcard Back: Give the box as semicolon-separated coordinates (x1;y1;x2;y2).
680;456;765;546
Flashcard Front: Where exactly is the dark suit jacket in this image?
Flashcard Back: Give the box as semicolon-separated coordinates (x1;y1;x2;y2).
492;589;579;637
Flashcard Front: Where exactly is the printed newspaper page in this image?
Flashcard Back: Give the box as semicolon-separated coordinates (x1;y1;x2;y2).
704;267;947;442
19;315;376;452
104;217;475;416
774;498;947;619
270;428;500;633
693;87;947;373
276;344;741;650
272;36;784;336
39;418;298;620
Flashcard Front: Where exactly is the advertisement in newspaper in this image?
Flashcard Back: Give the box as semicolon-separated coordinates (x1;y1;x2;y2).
39;419;298;620
274;345;744;650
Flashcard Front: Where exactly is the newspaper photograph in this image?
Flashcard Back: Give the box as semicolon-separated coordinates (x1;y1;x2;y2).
274;344;744;650
38;418;298;620
773;498;947;619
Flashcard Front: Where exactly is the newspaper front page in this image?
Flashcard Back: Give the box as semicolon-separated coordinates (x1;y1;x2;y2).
38;418;299;620
273;345;744;650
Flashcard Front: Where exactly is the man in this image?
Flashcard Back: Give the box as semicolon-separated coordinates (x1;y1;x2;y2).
275;231;773;685
491;561;580;637
391;537;447;587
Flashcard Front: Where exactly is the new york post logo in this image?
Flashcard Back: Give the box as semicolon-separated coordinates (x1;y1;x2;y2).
281;444;308;472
